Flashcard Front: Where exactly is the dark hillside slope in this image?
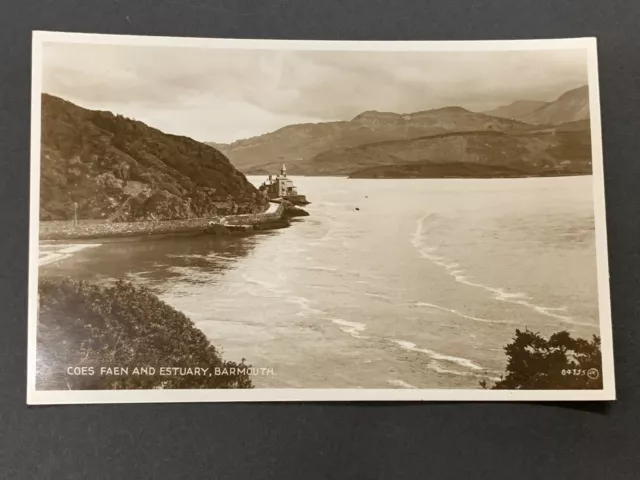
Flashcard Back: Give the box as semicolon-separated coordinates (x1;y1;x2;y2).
40;94;261;221
310;128;592;177
348;162;546;179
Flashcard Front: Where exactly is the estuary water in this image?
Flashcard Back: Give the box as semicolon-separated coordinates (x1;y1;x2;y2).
41;176;602;389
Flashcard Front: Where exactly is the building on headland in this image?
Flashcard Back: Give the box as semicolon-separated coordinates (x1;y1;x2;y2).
259;164;309;205
205;165;310;235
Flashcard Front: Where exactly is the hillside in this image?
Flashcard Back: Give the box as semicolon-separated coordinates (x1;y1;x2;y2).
304;127;592;177
205;141;230;151
483;85;590;125
40;94;263;222
215;107;531;174
348;162;557;179
483;100;548;121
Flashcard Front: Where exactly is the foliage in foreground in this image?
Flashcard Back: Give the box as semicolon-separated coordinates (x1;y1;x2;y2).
37;276;253;390
481;329;603;390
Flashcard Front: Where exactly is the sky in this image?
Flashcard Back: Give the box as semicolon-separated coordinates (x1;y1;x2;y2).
41;42;589;143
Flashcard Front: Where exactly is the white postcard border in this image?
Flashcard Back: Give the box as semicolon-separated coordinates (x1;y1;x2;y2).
27;32;615;404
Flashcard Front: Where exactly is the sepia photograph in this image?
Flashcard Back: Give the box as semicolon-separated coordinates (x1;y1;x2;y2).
27;32;614;404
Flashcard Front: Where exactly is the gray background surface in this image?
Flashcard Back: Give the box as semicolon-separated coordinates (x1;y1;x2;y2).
1;1;639;478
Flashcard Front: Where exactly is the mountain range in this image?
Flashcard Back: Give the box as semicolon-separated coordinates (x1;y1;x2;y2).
210;85;592;178
40;94;262;221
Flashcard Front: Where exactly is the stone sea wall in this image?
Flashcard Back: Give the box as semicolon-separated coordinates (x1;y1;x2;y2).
39;218;212;240
39;203;292;240
221;203;284;226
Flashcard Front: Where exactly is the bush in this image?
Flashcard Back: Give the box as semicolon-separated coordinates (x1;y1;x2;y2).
481;329;603;390
37;277;253;390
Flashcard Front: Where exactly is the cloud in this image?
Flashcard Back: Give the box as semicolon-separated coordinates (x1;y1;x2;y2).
41;41;588;143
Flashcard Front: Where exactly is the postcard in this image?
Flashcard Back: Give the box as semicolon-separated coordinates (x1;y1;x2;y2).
27;32;614;404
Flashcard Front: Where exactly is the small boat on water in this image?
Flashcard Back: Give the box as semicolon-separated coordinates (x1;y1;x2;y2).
259;164;310;206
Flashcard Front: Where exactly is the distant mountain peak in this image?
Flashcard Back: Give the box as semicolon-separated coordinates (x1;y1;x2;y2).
351;106;473;123
501;100;548;108
351;110;401;121
482;85;590;125
556;84;589;101
420;106;471;115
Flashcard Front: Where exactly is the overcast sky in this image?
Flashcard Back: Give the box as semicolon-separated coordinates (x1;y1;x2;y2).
42;42;588;143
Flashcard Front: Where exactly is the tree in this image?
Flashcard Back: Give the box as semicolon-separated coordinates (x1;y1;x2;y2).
487;329;602;390
37;276;253;390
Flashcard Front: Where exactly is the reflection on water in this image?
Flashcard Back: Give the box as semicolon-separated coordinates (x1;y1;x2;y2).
41;176;601;389
43;234;260;289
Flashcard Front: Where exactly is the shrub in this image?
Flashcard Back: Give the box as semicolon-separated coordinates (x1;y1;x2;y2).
481;329;603;390
36;276;253;390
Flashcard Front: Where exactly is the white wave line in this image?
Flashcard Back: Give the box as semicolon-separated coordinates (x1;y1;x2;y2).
39;243;101;266
414;302;516;325
391;339;502;380
392;339;483;371
411;214;595;327
329;318;368;339
388;379;418;389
